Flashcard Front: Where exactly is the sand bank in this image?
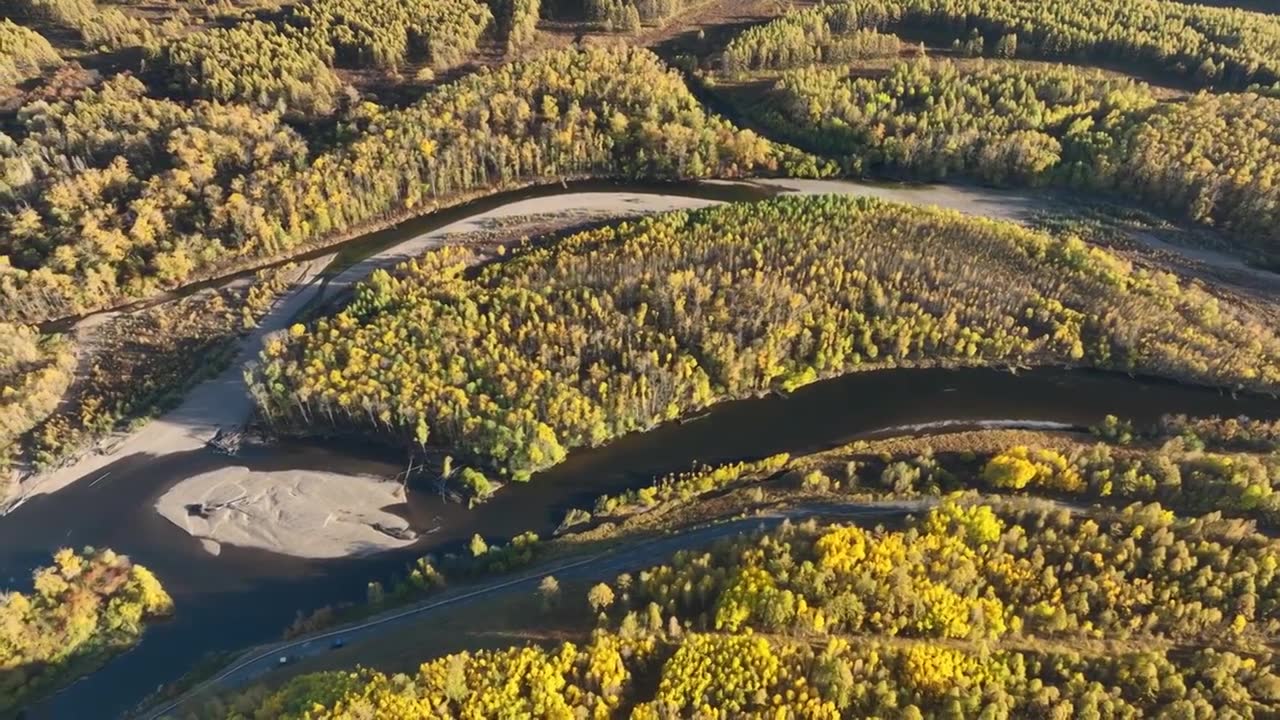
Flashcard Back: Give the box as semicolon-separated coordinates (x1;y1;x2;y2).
156;466;416;559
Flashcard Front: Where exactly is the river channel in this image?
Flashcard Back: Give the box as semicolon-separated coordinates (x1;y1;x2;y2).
3;180;1279;718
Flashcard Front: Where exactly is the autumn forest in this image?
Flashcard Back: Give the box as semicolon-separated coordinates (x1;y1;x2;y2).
2;0;1280;717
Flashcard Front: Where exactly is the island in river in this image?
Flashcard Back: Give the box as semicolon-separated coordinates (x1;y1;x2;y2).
2;180;1278;719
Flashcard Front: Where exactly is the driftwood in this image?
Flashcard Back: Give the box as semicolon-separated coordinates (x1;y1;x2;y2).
372;523;418;541
207;427;243;455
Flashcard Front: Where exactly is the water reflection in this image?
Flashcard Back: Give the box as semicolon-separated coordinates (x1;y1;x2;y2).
5;366;1277;718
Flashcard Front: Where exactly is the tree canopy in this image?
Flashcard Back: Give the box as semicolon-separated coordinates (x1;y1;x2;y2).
0;47;783;324
0;547;172;713
0;20;60;87
724;0;1280;90
198;499;1280;718
754;58;1280;265
251;196;1280;482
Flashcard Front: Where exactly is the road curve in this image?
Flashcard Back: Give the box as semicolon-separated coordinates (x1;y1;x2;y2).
136;499;935;719
10;176;1269;716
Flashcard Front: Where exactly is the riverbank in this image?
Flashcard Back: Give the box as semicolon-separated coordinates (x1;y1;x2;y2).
137;498;937;719
3;179;1279;718
5;189;729;513
6;262;311;499
0;253;337;513
11;176;1277;542
138;415;1280;717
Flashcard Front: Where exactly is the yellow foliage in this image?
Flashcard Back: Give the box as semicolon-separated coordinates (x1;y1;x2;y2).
983;446;1084;493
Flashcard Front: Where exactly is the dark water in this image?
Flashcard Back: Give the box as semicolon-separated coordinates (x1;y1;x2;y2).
37;179;774;335
2;366;1277;718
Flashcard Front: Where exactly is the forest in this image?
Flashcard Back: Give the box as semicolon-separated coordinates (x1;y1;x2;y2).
0;322;73;486
721;3;908;74
194;499;1280;718
747;58;1280;266
706;0;1280;266
297;0;492;71
585;0;697;32
0;547;172;713
8;0;164;51
0;19;60;87
5;0;1280;325
263;412;1280;675
157;0;495;112
250;196;1280;482
491;0;541;53
0;46;782;325
158;21;343;115
2;0;1280;716
721;0;1280;90
779;413;1280;533
195;635;1280;718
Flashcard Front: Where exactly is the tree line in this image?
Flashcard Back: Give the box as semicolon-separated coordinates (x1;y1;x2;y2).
0;323;73;488
756;57;1280;267
155;0;518;113
295;0;493;71
0;74;312;322
722;0;1280;91
967;438;1280;528
586;0;693;32
721;2;904;74
0;19;60;87
196;500;1280;718
0;547;172;713
1155;414;1280;453
624;500;1279;646
786;413;1280;531
8;0;169;51
0;47;785;325
491;0;541;53
197;632;1280;718
157;21;343;115
250;195;1280;484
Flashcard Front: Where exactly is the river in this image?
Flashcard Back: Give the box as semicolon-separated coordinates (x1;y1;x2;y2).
3;180;1278;718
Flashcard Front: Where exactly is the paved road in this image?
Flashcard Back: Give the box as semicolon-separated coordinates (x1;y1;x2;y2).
136;499;933;719
15;175;1268;715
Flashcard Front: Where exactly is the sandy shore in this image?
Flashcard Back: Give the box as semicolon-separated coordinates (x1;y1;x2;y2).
3;254;339;511
155;466;416;559
756;178;1280;296
6;190;725;557
11;179;1275;558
